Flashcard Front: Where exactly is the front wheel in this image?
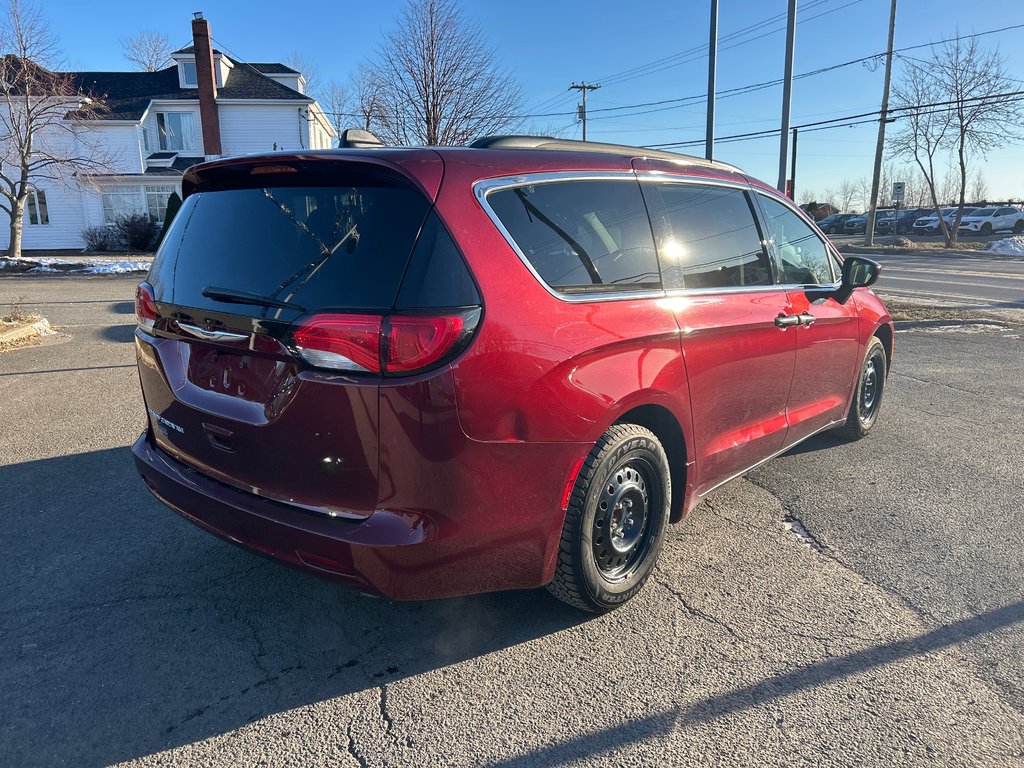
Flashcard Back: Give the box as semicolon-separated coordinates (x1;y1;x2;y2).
547;424;671;612
836;337;888;440
981;223;993;236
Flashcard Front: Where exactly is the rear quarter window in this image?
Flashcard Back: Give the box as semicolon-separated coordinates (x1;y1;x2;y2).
485;179;661;295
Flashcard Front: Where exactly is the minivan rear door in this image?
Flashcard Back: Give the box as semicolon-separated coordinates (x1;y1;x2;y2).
136;156;442;519
638;173;798;495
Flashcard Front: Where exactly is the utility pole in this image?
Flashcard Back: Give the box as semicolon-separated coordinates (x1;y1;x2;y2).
790;127;798;200
706;0;719;161
777;0;797;192
569;82;601;141
864;0;898;247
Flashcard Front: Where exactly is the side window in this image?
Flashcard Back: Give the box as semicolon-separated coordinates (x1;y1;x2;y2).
486;179;660;293
758;195;836;285
642;182;771;290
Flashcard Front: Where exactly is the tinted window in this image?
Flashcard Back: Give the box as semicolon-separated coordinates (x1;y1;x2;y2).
396;211;480;308
149;184;431;315
758;195;836;285
487;180;660;293
644;182;770;290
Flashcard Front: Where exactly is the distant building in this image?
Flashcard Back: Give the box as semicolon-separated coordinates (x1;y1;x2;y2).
1;14;335;252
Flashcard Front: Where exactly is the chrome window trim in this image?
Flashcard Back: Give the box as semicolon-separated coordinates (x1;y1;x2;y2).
474;171;831;304
474;171;667;304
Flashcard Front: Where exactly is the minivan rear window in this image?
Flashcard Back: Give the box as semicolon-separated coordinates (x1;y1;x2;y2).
486;179;661;294
149;184;432;315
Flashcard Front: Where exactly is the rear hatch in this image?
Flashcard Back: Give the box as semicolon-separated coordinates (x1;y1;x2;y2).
135;154;481;519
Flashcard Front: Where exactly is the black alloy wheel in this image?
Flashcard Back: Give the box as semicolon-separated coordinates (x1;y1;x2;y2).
836;336;887;440
547;423;671;612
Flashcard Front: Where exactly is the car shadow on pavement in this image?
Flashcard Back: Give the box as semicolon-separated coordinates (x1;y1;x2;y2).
1;447;588;767
100;324;137;343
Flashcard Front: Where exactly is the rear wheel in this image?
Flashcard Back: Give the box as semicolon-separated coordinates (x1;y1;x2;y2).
1013;220;1024;234
836;337;887;441
547;424;670;612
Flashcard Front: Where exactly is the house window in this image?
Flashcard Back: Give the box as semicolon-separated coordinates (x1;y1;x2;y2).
156;112;198;152
181;61;198;88
102;185;146;223
145;185;177;222
102;185;177;224
25;189;49;225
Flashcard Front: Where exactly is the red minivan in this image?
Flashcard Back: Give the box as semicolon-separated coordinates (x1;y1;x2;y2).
133;136;892;612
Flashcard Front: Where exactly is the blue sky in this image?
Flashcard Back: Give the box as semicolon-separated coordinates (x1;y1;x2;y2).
42;0;1024;204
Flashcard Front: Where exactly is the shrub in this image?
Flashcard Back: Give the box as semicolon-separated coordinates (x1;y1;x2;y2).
113;213;159;252
81;225;121;252
154;192;183;250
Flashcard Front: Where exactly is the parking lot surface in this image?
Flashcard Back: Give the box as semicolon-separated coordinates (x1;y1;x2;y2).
2;275;1023;767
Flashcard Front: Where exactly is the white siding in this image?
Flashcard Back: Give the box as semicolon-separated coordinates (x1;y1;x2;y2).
218;103;309;155
97;124;145;174
0;181;88;251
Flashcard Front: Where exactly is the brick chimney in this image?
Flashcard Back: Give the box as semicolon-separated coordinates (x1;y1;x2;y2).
191;13;222;157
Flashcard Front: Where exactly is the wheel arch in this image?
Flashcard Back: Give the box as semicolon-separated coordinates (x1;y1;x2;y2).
873;322;894;372
613;403;688;523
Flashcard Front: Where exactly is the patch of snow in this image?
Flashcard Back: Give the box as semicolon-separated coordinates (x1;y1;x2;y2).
782;515;823;551
28;265;60;273
79;261;151;274
989;235;1024;256
915;323;1009;334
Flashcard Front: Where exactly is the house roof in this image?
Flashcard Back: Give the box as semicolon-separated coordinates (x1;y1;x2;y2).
249;63;301;75
66;61;311;120
171;44;225;55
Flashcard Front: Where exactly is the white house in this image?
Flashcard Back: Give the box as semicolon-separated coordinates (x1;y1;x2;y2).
1;14;335;252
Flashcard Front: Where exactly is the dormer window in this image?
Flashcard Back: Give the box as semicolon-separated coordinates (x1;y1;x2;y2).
181;61;198;88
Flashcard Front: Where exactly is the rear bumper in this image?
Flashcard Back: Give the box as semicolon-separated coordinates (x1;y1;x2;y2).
134;429;586;600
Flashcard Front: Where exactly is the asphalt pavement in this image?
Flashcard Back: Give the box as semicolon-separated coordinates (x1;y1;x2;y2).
2;275;1023;767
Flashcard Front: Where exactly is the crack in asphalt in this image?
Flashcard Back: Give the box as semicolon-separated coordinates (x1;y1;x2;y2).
346;722;370;768
655;577;746;643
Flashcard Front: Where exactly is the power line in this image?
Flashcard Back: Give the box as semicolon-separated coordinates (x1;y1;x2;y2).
314;23;1024;124
649;90;1024;149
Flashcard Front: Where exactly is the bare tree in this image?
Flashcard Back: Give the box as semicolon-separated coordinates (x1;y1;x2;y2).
121;31;172;72
349;63;388;134
891;36;1022;245
838;179;858;212
822;188;838;210
856;176;873;212
284;52;320;98
970;168;989;203
889;58;956;244
320;78;349;140
1;0;114;258
936;36;1022;235
368;0;522;145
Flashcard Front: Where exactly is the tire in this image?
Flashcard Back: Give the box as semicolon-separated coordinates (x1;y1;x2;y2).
827;226;837;234
1013;220;1024;234
836;337;887;441
981;223;993;236
547;424;671;613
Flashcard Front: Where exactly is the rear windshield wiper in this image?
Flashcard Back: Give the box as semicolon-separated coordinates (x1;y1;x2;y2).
201;287;306;312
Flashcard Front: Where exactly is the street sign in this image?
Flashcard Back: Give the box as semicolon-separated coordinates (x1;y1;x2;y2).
893;182;906;202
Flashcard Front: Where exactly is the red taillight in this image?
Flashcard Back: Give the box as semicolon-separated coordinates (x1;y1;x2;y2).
135;282;158;330
292;309;480;375
293;314;383;373
385;315;465;373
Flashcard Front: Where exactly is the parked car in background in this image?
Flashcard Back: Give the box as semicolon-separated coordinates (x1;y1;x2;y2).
817;213;858;234
131;135;893;612
913;207;978;234
879;208;928;235
844;214;869;234
957;206;1024;235
873;210;897;234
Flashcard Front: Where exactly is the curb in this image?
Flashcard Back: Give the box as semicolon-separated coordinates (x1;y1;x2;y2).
0;317;55;346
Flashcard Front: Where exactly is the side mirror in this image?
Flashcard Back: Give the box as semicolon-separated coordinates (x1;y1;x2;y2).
832;255;881;304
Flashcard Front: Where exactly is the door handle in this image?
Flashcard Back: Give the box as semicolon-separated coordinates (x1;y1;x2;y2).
797;313;816;326
774;313;801;328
